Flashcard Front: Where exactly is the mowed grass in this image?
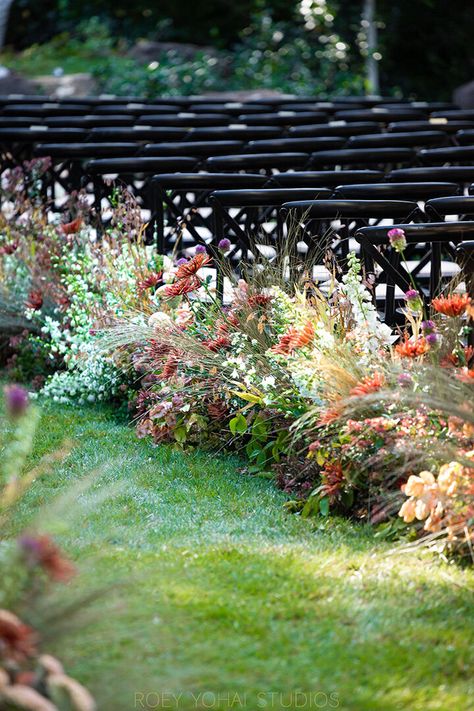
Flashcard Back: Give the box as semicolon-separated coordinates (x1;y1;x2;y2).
6;401;474;711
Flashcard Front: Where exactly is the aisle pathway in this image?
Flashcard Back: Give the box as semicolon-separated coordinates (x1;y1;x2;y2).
16;402;474;711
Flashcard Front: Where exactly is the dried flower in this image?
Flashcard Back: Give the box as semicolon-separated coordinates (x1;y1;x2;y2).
164;275;201;297
0;610;37;662
175;253;212;279
25;289;43;311
431;293;471;317
138;272;162;292
3;384;29;418
60;217;82;235
19;535;76;582
387;228;407;253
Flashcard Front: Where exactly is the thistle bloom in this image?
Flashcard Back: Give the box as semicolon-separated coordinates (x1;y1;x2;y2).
218;238;231;251
387;228;407;253
404;289;423;312
431;293;471;317
195;244;207;254
4;384;29;418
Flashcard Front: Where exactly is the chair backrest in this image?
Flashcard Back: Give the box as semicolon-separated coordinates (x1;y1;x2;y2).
142;141;244;156
389;166;474;185
151;173;268;253
205;152;309;173
245;137;346;153
289;121;381;138
425;196;474;219
355;221;474;322
334;182;460;201
418;145;474;165
267;170;384;188
309;147;414;168
347;131;446;149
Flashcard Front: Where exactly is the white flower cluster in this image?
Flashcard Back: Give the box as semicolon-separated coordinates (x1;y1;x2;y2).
41;345;123;405
340;252;392;354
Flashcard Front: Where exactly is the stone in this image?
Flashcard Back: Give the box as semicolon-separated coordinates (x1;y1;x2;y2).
0;66;38;95
33;73;98;98
453;80;474;109
129;39;219;64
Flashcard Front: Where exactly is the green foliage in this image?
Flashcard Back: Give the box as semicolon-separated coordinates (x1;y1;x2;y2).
8;400;474;709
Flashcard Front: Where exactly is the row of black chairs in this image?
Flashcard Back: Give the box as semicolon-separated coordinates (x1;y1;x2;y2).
2;94;474;330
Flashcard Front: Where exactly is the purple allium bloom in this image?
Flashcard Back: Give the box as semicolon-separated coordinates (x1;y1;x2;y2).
218;238;231;251
398;372;413;388
421;319;436;333
4;384;29;418
176;257;188;266
426;332;439;345
195;244;207;254
405;289;420;301
387;227;407;252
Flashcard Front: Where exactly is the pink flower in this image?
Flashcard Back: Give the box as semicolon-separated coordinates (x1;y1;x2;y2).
388;228;407;253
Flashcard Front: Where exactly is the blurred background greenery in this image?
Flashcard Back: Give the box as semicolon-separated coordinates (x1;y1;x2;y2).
3;0;474;99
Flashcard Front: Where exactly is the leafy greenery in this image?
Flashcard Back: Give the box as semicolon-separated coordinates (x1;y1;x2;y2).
7;400;474;710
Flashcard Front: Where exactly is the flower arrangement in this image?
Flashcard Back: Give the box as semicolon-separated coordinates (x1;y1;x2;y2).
2;174;473;560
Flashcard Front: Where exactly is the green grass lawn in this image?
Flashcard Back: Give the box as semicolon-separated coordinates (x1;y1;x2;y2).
6;401;474;711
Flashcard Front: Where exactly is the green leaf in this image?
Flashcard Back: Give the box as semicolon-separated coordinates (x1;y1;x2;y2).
319;496;330;517
173;426;187;444
229;413;247;436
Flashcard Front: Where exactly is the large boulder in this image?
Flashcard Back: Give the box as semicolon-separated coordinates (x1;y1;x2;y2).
453;80;474;109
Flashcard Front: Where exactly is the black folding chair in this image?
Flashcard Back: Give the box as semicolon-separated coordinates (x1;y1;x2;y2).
355;222;474;323
334;182;460;201
86;157;200;239
205;153;310;174
418;145;474;165
267;170;384;188
209;187;333;262
389;166;474;187
280;199;422;290
289;121;381;138
151;173;267;253
347;131;446;149
309;147;414;170
142;141;244;157
425;196;474;221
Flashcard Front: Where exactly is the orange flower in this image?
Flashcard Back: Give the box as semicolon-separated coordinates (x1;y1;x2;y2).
271;322;315;354
318;404;343;425
164;275;201;297
431;293;471;317
349;372;385;397
175;253;212;279
395;335;429;358
60;217;82;235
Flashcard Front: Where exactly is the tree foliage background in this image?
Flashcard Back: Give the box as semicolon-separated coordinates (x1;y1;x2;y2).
6;0;474;99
